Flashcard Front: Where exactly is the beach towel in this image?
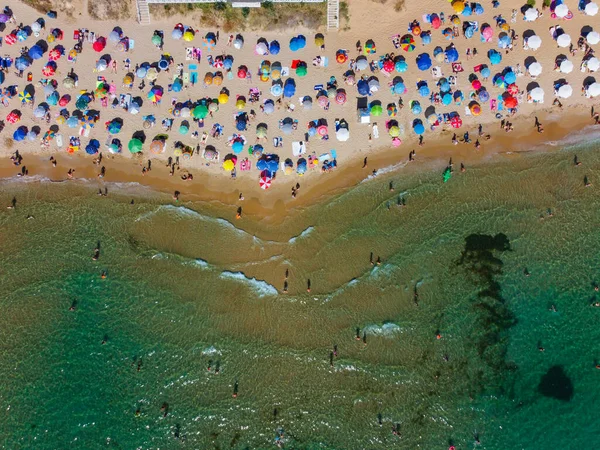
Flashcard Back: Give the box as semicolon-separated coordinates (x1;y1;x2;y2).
452;62;464;73
183;73;189;83
292;141;306;156
331;149;337;160
188;64;197;70
190;72;198;84
129;39;135;50
314;84;324;91
240;159;252;171
496;95;503;110
372;124;379;139
56;134;63;147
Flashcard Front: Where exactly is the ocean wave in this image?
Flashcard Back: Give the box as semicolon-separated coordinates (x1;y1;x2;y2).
219;271;278;297
201;346;222;356
193;258;211;269
361;161;409;183
288;226;315;243
363;322;403;337
0;175;54;184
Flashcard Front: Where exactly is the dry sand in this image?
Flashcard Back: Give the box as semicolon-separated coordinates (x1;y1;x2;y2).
2;0;600;216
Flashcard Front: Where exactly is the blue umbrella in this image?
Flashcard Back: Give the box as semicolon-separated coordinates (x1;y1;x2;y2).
454;91;464;102
357;79;369;95
498;34;511;49
478;89;490;102
439;80;451;92
463;5;472;15
418;84;430;97
172;28;183;40
109;30;121;42
504;71;516;84
136;66;147;78
270;83;282;96
283;79;296;98
269;40;280;55
411;102;422;114
421;33;431;45
28;45;43;60
474;3;485;14
232;141;244;153
295;35;306;49
442;93;453;105
307;126;317;136
107;120;122;134
236;119;247;131
446;48;459;62
393;82;405;94
395;60;408;72
289;35;306;52
13;126;27;141
85;139;100;155
172;82;182;92
16;30;28;42
158;59;169;70
413;120;425;135
257;159;268;171
465;26;475;39
67;116;79;128
267;159;279;173
488;50;502;65
223;56;234;70
481;66;491;78
297;159;307;174
416;53;432;71
46;91;59;106
15;56;30;71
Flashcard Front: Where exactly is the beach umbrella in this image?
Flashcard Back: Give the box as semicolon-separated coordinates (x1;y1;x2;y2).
218;92;229;104
179;107;190;118
400;34;415;52
588;82;600;97
453;0;465;13
560;60;574;73
148;86;163;103
317;94;329;107
235;99;246;110
256;125;267;138
62;77;75;89
336;127;350;142
151;34;161;47
183;30;195;42
587;31;600;45
370;104;383;116
478;89;490;102
393;82;406;94
297;159;307;174
29;45;44;60
387;104;397;116
48;48;61;61
4;33;16;45
41;63;56;77
557;34;571;48
555;3;569;17
284;79;296;98
223;158;236;172
269;40;280;55
110;29;122;43
430;13;441;29
504;71;516;85
450;116;463;128
413;120;425;135
488;50;502;65
13;126;28;141
481;66;491;78
440;93;451;105
528;35;542;50
335;90;347;105
411;101;422;114
145;68;158;81
281;121;293;134
416;53;432;71
368;79;380;93
171;28;183;40
15;56;31;71
6;111;21;123
128;138;143;153
233;36;244;49
557;84;573;98
19;91;32;104
193;104;208;119
503;96;518;108
498;33;510;49
236;117;247;131
16;30;28;42
357;80;369;96
524;7;539;21
530;87;544;101
270;83;282;97
33;105;46;118
421;33;432;45
528;62;542;76
232;141;244;154
470;102;482;115
107;120;122;134
149;139;165;154
446;47;459;62
85;139;100;155
388;125;400;137
208;102;218;113
93;37;106;52
383;59;394;73
255;42;268;55
585;2;599;15
237;66;247;79
66;116;79;128
296;65;307;77
259;175;272;189
418;84;430;97
96;58;108;72
395;60;408;72
506;83;518;95
26;129;38;140
46;91;59;106
587;57;600;71
203;32;216;51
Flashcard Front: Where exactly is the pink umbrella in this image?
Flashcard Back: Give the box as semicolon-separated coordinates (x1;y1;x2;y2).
392;137;402;146
260;176;272;189
482;26;493;40
317;95;329;107
317;125;328;136
471;79;482;90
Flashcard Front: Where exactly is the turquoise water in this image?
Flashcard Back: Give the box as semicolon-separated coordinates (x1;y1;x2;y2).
1;140;600;448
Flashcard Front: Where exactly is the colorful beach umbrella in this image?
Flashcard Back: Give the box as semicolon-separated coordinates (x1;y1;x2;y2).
401;34;415;52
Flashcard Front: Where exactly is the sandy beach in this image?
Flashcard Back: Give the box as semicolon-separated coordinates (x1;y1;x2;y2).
1;0;600;213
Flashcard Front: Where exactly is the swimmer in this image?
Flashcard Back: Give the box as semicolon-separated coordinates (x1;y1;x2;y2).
307;279;311;293
101;270;107;279
236;206;242;219
67;168;74;179
27;215;34;220
207;360;212;371
215;361;220;374
362;157;368;169
574;155;581;166
329;351;334;367
594;284;599;292
160;402;169;417
69;300;77;311
370;252;374;265
101;334;108;345
474;139;481;149
537;341;545;352
333;344;338;357
524;268;530;277
389;181;394;192
549;304;557;312
355;327;361;340
376;256;381;266
285;268;289;279
362;331;367;346
233;380;239;398
436;331;442;340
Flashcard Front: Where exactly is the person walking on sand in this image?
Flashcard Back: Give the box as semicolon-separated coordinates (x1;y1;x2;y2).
362;157;368;168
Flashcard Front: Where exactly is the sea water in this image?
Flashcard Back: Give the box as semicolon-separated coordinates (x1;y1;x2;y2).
1;140;600;449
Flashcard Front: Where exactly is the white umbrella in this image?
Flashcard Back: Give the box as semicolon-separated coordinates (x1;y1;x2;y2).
557;84;573;98
587;57;600;71
336;128;350;142
255;42;268;55
528;35;542;49
588;82;600;97
585;2;598;15
560;59;574;73
233;38;244;50
528;62;542;76
557;34;571;48
530;87;545;102
524;7;539;21
587;31;600;45
555;3;569;18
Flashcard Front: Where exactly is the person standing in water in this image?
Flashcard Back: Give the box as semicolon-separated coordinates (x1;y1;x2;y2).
232;380;239;398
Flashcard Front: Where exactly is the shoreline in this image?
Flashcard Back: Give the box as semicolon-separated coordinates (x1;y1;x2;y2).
3;105;598;223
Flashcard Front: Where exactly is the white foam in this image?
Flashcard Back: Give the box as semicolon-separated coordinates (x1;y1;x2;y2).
288;226;315;243
193;258;210;268
363;322;403;337
201;346;221;356
361;161;409;183
219;271;278;297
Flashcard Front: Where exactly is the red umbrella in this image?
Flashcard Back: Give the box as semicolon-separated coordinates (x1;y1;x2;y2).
507;83;518;95
237;68;247;79
450;116;463;128
317;125;328;136
92;37;106;52
471;79;482;90
383;60;394;73
42;65;55;77
504;96;518;108
6;111;21;123
431;16;441;29
4;33;16;45
59;94;71;106
259;176;272;189
48;48;61;61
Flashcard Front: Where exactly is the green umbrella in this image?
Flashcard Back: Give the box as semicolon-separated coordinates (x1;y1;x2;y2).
370;104;383;116
193;104;208;119
296;65;307;77
443;166;452;183
151;34;161;46
128;138;143;153
179;124;189;135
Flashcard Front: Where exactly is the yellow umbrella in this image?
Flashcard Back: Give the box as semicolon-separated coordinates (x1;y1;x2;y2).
452;0;465;13
218;93;229;104
173;147;182;156
223;160;235;171
271;69;281;81
56;115;65;124
260;74;269;82
236;99;245;110
500;23;510;31
183;31;194;42
204;73;213;85
213;74;223;86
389;126;400;137
315;35;324;47
123;75;133;85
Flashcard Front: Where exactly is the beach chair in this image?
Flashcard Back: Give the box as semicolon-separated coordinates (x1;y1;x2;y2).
56;133;63;148
129;39;135;51
372;123;379;139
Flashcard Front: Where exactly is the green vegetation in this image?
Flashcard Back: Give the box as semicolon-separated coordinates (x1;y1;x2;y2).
527;0;536;6
339;1;350;30
150;2;326;32
88;0;131;20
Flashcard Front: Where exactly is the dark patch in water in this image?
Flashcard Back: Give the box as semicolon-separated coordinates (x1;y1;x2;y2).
458;233;517;391
538;365;573;401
